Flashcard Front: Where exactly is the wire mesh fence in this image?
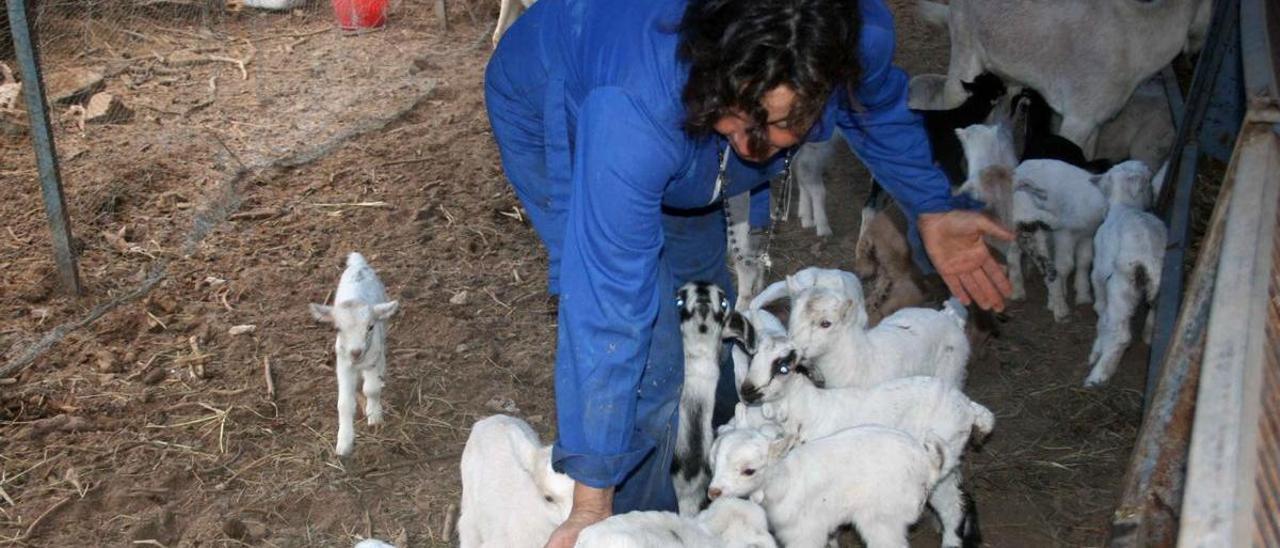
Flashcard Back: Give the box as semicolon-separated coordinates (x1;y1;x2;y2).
0;0;481;304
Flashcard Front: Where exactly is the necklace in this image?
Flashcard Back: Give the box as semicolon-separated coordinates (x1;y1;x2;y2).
717;143;796;280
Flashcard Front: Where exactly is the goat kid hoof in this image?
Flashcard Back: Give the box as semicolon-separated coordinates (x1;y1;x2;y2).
335;446;354;461
367;413;384;426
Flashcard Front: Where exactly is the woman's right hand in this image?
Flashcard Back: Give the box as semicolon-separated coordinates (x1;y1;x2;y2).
544;483;614;548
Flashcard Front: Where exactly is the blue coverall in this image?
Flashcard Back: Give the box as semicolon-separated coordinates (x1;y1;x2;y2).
484;0;963;513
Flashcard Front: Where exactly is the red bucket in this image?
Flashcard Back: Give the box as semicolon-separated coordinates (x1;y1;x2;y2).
331;0;388;30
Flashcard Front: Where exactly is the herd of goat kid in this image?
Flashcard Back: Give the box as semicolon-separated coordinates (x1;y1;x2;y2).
295;0;1206;546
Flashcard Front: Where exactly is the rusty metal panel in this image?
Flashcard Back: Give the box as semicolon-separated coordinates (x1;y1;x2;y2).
1178;124;1280;548
1254;216;1280;548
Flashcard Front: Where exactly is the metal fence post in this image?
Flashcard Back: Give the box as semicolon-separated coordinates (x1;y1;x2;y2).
6;0;81;295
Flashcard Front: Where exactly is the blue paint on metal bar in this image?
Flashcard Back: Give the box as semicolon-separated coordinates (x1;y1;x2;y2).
1239;0;1278;98
1146;0;1243;405
1200;16;1245;163
6;0;81;295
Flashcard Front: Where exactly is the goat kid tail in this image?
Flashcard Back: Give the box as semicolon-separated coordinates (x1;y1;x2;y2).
942;297;969;327
968;401;996;449
917;0;949;28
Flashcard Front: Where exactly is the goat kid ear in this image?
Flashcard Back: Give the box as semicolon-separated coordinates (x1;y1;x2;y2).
766;431;794;462
309;303;334;323
722;312;755;353
373;301;400;320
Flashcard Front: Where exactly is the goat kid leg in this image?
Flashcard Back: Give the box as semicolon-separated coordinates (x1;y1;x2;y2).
1007;242;1026;301
727;192;762;310
335;360;359;457
854;517;911;548
929;473;969;548
798;183;814;229
807;180;831;237
1073;238;1094;305
362;360;385;426
492;0;526;47
1091;266;1108;318
1047;232;1075;322
1085;276;1138;387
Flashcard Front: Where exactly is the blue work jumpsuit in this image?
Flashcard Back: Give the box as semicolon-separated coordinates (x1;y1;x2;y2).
484;0;962;513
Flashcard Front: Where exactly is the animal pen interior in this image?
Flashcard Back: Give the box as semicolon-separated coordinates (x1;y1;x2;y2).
0;0;1275;546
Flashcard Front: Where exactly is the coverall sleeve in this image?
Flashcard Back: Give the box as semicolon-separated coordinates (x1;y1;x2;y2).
836;22;957;221
551;87;684;487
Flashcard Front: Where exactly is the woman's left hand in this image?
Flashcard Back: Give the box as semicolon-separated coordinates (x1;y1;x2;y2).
918;210;1015;312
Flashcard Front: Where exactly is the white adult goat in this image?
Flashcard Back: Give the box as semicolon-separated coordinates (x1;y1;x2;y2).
911;0;1208;154
310;252;400;457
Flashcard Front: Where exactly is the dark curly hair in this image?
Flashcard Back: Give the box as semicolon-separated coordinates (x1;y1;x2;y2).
678;0;862;157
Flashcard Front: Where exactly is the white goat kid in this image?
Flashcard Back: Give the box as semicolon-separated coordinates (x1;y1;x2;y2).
954;124;1022;298
708;422;946;548
732;366;993;546
1086;161;1164;387
459;415;575;548
912;0;1207;154
310;252;399;457
1011;159;1109;321
781;276;970;389
673;281;730;516
575;497;777;548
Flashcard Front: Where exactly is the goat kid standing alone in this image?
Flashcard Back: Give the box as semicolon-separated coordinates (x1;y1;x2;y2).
310;252;400;457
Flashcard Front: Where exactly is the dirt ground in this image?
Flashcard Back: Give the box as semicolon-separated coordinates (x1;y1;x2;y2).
0;1;1167;546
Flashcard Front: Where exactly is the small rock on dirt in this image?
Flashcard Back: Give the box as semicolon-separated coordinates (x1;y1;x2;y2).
45;67;105;105
95;350;120;373
485;396;520;414
449;291;469;305
142;367;167;385
84;92;133;124
228;324;257;336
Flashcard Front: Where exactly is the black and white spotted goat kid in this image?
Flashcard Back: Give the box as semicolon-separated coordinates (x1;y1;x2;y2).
673;281;731;516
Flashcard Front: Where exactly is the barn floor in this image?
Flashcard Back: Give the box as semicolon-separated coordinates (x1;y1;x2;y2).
0;1;1149;546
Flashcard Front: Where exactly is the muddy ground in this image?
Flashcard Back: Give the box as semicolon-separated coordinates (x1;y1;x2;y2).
0;0;1182;546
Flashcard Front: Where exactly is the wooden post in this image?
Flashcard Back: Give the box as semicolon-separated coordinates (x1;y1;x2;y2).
6;0;81;295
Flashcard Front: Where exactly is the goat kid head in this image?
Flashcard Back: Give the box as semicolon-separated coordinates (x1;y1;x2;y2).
677;281;730;339
788;285;865;360
310;300;399;362
724;310;810;404
708;416;793;503
955;123;1016;174
1094;160;1154;209
530;445;575;519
